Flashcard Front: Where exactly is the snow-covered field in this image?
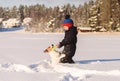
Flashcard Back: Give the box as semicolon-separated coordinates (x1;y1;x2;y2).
0;28;120;81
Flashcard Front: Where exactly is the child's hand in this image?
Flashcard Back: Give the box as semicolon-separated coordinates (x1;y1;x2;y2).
56;43;61;48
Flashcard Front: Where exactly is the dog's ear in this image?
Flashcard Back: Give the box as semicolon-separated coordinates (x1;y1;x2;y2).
44;46;51;53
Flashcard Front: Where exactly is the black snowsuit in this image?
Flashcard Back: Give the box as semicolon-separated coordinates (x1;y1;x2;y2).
59;26;78;63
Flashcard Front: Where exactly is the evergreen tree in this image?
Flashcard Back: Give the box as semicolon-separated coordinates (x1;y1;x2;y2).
19;5;25;22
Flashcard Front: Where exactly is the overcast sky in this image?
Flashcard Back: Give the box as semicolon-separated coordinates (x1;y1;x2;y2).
0;0;92;7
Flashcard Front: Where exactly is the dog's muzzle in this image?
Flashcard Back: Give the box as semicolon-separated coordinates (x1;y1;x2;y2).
44;49;48;53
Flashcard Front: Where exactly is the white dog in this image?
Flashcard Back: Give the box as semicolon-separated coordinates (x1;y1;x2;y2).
44;44;65;65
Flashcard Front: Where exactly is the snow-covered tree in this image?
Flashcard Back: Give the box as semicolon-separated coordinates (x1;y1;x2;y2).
98;0;120;31
88;1;99;31
88;0;120;32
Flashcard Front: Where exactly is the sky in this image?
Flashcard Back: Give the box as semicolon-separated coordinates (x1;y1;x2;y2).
0;0;92;7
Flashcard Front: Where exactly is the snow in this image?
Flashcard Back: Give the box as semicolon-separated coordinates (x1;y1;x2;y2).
0;28;120;81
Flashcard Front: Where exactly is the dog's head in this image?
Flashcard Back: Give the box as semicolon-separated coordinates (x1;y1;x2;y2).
44;44;65;65
44;44;56;53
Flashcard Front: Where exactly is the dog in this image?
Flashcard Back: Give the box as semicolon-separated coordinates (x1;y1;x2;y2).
44;44;65;65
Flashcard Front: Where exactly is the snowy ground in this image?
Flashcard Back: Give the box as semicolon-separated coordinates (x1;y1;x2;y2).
0;27;120;81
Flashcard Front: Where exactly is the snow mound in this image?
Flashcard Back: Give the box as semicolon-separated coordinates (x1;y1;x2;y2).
0;63;34;73
0;61;120;81
29;60;54;73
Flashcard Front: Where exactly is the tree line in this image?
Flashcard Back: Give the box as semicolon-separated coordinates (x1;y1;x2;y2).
0;0;120;32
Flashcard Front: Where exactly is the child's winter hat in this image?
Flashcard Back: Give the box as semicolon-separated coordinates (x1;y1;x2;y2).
63;18;73;28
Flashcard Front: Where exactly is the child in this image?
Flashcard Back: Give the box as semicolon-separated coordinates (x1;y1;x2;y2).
57;15;78;63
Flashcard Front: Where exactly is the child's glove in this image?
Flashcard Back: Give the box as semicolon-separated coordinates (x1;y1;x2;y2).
56;43;61;48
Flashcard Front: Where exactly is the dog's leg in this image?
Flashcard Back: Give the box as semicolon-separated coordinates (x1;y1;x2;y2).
59;53;65;59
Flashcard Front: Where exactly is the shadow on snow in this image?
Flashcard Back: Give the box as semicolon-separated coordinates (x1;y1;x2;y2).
77;59;120;64
0;26;24;32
